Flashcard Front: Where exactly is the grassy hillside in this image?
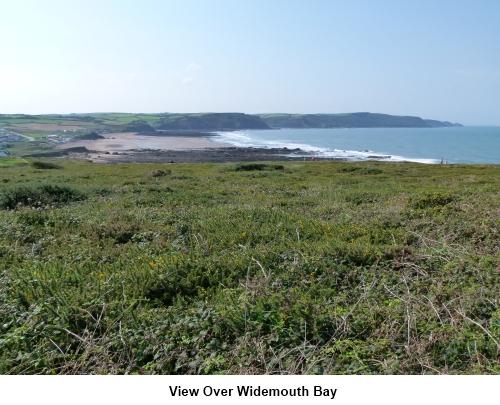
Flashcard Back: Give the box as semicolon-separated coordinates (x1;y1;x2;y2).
0;158;26;167
0;114;102;140
156;113;270;130
259;113;461;128
1;159;499;374
0;113;269;142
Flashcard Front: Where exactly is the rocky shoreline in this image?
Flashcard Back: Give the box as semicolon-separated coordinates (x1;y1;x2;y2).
54;131;395;164
65;146;349;164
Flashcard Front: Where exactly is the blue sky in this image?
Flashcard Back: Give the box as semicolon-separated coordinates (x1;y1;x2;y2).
1;0;499;124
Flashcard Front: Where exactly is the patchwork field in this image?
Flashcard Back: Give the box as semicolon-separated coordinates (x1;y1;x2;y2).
1;159;499;374
10;124;85;131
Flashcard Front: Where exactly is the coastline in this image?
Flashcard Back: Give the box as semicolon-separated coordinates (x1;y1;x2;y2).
47;126;500;164
56;131;329;163
56;132;230;152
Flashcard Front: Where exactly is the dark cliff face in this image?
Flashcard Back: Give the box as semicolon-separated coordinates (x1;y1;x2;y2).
155;112;462;130
259;113;461;128
121;122;156;133
157;113;270;131
74;132;105;140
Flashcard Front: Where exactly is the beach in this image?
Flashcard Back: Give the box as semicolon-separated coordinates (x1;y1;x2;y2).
57;132;229;151
56;131;319;163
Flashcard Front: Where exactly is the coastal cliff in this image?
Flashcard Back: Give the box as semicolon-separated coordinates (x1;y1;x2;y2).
157;113;270;131
258;112;463;129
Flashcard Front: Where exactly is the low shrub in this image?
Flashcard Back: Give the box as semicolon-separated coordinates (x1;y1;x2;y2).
338;166;383;174
411;192;455;209
0;183;86;209
15;210;49;226
235;163;267;171
148;169;171;177
31;161;63;170
235;163;285;171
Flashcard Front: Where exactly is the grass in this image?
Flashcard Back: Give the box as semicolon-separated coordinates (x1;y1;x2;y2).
19;132;51;140
5;141;57;157
0;158;26;167
0;113;169;139
1;159;500;374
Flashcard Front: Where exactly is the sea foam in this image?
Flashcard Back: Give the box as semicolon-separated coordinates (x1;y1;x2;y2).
210;130;439;164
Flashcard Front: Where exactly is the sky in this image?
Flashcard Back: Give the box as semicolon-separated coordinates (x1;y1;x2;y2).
1;0;499;125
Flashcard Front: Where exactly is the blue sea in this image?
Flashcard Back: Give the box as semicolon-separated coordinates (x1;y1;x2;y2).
210;126;500;164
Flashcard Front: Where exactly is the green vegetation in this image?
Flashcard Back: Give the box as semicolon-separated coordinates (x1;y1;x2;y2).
4;141;59;158
233;163;285;171
0;158;26;167
258;113;462;128
156;113;270;130
0;183;86;210
19;133;48;140
1;160;499;374
30;161;64;170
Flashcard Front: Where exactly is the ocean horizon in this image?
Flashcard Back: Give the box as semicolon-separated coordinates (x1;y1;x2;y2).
210;126;500;164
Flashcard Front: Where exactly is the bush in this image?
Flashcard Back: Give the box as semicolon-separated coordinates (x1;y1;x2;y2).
235;163;285;171
147;169;171;177
411;192;455;209
338;166;383;174
31;161;63;170
0;183;86;209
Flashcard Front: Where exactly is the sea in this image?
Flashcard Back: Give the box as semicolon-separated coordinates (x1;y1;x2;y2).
210;126;500;164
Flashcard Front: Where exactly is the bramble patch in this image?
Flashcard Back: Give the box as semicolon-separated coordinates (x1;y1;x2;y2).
148;169;171;177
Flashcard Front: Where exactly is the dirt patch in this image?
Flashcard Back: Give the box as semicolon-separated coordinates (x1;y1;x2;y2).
11;123;84;131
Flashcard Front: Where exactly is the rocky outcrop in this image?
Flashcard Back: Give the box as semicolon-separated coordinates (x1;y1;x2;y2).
74;132;105;140
121;122;157;133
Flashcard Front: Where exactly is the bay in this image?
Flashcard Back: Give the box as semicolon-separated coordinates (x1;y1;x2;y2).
211;126;500;164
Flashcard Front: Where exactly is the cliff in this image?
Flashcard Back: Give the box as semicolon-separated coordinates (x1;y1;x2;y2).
258;113;462;128
157;113;270;131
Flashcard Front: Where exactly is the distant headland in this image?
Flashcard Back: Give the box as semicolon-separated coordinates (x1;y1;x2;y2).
257;113;462;129
138;112;463;131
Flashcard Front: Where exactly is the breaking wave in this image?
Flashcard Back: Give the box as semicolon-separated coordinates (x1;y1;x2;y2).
209;130;439;164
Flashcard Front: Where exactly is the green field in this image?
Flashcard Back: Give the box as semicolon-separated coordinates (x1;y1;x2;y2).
21;132;54;140
0;157;26;167
1;159;500;374
0;113;170;137
3;141;57;158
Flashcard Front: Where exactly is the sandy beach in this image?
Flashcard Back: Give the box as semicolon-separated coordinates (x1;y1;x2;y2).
57;132;231;152
54;131;324;163
55;132;237;163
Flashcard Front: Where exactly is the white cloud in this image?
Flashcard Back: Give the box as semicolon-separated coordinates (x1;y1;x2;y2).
185;63;202;72
182;77;194;85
